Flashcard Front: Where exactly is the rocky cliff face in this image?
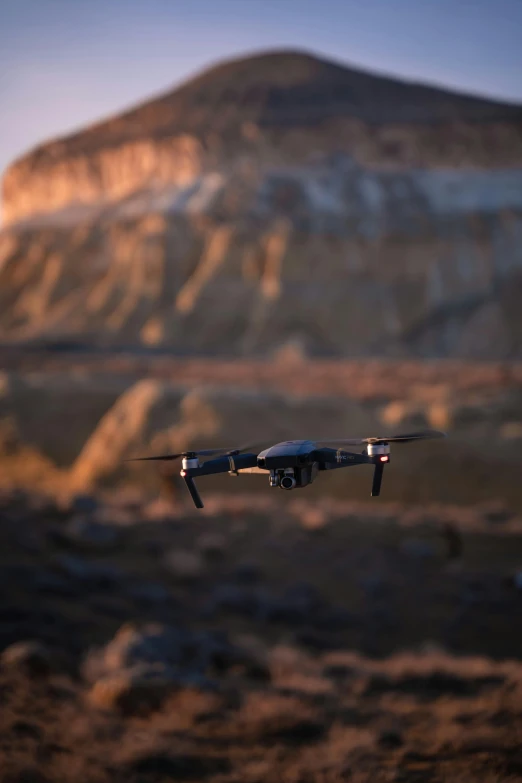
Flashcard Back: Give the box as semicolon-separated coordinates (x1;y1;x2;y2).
2;50;522;358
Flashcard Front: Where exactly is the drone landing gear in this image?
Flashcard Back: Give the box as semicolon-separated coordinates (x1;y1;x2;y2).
182;474;204;508
371;461;384;497
366;443;390;498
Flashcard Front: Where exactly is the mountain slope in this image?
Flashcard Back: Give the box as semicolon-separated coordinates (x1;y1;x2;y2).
12;49;522;157
1;50;522;358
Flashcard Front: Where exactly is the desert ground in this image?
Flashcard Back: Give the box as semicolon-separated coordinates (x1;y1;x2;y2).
1;353;522;782
2;480;522;782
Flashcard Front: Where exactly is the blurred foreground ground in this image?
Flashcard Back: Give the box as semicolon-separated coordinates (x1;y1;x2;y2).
2;487;522;783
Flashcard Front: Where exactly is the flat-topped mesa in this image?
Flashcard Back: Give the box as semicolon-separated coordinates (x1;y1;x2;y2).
3;49;522;224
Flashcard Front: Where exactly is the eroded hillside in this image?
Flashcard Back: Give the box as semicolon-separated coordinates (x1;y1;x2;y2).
1;51;522;357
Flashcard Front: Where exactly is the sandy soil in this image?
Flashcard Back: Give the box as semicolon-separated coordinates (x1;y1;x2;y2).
1;489;522;782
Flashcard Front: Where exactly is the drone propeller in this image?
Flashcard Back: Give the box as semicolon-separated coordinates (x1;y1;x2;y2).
316;429;446;447
126;442;261;463
126;441;262;511
317;429;445;499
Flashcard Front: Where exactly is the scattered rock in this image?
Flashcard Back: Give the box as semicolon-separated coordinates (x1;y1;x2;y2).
230;562;262;584
94;506;138;526
64;516;120;550
208;582;332;627
83;622;239;682
206;584;258;616
33;569;79;597
70;493;99;515
163;549;204;581
479;502;513;525
82;621;264;703
25;493;60;516
364;671;505;700
126;581;171;604
15;529;44;554
124;753;230;778
512;572;522;591
262;718;326;745
400;538;436;559
500;421;522;440
294;630;340;652
53;554;123;585
82;623;187;682
9;720;43;740
315;606;358;631
299;507;329;531
323;664;357;681
1;640;55;677
260;583;324;624
359;574;387;598
378;728;404;748
196;532;227;557
2;767;50;783
441;522;464;560
87;664;177;714
143;497;178;522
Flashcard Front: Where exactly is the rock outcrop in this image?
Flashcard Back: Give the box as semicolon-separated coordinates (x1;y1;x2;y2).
1;50;522;357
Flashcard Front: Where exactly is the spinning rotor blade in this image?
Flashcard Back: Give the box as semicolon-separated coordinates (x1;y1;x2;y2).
317;429;446;446
126;443;261;463
126;453;186;462
368;430;446;444
225;442;264;456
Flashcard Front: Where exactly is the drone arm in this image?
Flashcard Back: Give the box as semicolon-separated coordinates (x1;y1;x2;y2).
185;453;258;477
315;448;386;497
180;453;259;509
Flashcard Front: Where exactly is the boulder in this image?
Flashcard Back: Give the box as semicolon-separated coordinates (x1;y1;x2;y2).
1;640;55;678
87;664;177;714
400;538;437;559
52;554;123;585
196;532;227;558
82;623;188;683
83;620;268;707
163;549;205;581
63;515;120;550
69;494;99;514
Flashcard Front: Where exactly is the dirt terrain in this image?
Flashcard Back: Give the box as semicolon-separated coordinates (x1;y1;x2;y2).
2;353;522;510
2;487;522;782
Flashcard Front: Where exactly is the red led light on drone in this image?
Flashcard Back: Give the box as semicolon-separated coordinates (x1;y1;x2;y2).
380;456;389;462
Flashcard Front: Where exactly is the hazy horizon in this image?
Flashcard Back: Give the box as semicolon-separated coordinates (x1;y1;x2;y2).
1;0;522;176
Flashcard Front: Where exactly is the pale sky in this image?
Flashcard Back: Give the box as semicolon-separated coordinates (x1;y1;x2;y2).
1;0;521;176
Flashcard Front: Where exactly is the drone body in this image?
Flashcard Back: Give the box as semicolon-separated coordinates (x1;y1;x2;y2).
130;431;445;509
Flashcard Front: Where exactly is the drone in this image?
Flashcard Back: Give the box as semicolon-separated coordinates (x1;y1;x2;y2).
129;430;446;509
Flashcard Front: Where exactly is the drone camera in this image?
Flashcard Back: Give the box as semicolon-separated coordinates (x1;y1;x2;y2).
280;475;297;490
